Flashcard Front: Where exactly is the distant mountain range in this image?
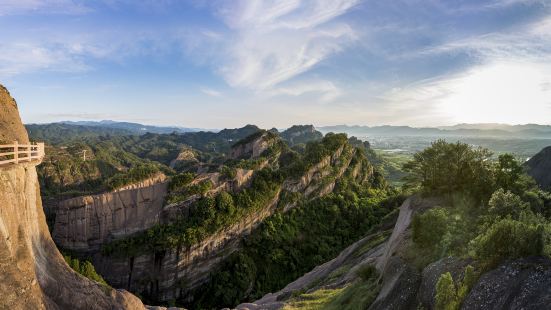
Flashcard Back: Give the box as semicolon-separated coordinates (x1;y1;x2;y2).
58;120;205;134
318;124;551;139
26;120;551;139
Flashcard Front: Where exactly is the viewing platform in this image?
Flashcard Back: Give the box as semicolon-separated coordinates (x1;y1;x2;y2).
0;141;45;166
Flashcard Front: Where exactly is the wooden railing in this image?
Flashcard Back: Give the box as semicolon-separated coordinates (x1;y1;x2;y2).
0;141;45;166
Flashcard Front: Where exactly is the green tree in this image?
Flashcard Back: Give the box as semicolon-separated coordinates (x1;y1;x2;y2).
471;218;544;268
435;272;459;310
412;208;449;249
403;140;494;201
486;189;529;221
494;154;523;192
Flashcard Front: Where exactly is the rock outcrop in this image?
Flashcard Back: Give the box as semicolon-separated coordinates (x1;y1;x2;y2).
236;196;442;310
230;131;276;159
280;125;323;146
88;137;371;303
95;189;282;302
462;256;551;310
0;85;147;309
52;174;168;252
525;146;551;190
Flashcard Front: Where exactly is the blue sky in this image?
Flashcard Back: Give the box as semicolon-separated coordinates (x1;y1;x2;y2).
1;0;551;128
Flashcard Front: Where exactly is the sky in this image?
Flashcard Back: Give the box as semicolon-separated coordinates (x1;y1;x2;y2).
1;0;551;129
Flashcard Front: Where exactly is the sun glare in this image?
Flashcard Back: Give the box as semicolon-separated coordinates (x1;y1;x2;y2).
438;61;551;124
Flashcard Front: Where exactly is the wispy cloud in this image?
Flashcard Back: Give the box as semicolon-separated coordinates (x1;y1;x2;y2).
268;79;341;102
0;0;91;15
200;87;222;97
205;0;360;93
0;42;91;77
425;15;551;61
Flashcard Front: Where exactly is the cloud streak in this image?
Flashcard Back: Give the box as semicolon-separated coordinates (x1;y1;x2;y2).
0;0;91;15
208;0;360;94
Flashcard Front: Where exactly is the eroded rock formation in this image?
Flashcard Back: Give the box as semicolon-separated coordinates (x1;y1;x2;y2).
0;85;147;309
52;174;168;252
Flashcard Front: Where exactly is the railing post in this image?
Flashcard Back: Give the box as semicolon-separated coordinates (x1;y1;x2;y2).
13;141;18;164
38;142;45;159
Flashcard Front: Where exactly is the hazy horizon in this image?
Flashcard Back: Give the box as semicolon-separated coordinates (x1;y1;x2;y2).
25;119;551;131
2;0;551;128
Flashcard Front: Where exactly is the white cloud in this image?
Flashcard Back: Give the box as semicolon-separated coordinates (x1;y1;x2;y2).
268;79;341;102
0;42;90;77
425;15;551;62
210;0;360;92
382;60;551;125
200;87;222;97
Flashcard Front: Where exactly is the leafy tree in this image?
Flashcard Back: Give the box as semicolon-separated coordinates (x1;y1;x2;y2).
435;272;458;310
412;208;449;249
403;140;494;201
471;218;544;268
494;154;523;192
486;189;529;222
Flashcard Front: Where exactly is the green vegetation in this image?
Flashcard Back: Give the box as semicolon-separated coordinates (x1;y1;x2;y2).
281;262;381;310
102;168;283;256
165;174;212;205
434;266;477;310
280;125;323;146
403;140;494;201
283;133;349;179
406;140;551;274
63;254;108;286
38;141;166;199
189;184;401;308
370;150;410;187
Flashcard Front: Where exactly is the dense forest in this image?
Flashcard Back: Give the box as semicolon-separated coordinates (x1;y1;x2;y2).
29;122;551;310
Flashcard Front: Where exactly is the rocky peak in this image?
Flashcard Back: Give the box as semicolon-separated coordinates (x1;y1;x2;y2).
280;125;323;145
230;130;277;160
0;84;29;144
0;85;146;309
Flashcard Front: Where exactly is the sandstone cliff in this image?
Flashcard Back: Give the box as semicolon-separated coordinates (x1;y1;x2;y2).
0;85;147;309
52;173;168;252
87;137;371;304
230;131;276;159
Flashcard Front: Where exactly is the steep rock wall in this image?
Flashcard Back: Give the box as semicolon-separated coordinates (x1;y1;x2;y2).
0;85;146;309
93;143;365;303
52;174;168;252
95;190;282;302
230;132;273;159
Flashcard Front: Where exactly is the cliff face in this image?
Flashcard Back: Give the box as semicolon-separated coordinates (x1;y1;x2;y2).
52;174;168;252
230;132;275;159
0;85;146;309
94;190;282;302
88;139;372;303
525;146;551;190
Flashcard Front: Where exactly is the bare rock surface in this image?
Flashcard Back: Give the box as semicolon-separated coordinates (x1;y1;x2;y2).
52;173;168;251
462;256;551;310
230;132;274;159
418;257;471;309
0;84;147;309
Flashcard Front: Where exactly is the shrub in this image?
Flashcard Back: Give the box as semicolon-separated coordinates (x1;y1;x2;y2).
471;218;544;268
63;254;108;286
412;208;450;249
356;264;378;281
487;189;529;222
435;272;459;310
169;172;195;191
